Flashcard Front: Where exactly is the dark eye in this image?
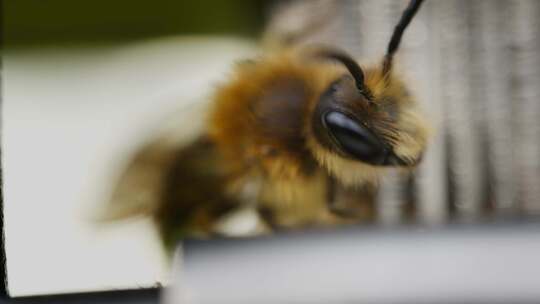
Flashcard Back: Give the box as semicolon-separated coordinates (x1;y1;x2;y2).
323;111;387;164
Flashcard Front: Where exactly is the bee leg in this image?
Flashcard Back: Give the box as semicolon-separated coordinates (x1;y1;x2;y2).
326;176;338;212
327;180;377;222
256;205;283;232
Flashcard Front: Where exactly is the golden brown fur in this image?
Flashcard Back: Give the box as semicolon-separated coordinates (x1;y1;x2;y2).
105;47;431;250
103;0;430;253
205;48;430;229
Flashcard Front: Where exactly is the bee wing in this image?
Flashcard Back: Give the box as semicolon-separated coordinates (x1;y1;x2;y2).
99;101;210;222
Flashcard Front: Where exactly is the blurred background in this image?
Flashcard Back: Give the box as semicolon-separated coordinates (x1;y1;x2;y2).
3;0;266;297
269;0;540;225
2;0;540;299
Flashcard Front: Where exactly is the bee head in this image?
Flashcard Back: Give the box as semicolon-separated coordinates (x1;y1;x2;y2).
305;0;427;185
310;50;426;169
312;72;407;167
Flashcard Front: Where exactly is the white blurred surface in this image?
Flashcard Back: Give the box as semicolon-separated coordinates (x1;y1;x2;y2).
173;224;540;304
3;37;256;296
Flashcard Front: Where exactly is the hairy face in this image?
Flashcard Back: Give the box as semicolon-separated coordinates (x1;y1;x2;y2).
308;68;431;186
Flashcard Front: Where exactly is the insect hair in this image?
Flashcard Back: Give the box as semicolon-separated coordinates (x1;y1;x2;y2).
104;0;432;248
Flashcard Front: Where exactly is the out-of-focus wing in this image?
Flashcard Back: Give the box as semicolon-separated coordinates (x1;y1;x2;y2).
100;101;209;222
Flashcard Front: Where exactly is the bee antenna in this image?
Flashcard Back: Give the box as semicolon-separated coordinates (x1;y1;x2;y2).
316;49;365;91
383;0;425;75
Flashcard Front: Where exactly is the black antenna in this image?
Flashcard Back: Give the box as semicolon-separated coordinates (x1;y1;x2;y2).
316;49;365;91
383;0;425;75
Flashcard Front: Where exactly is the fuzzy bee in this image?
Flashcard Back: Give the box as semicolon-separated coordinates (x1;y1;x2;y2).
106;0;430;251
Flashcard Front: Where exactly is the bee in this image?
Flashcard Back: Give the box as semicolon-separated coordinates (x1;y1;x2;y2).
105;0;430;251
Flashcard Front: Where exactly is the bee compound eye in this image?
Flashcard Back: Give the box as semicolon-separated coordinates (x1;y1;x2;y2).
323;111;387;165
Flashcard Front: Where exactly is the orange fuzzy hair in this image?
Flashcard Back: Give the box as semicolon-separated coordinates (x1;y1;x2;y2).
208;48;430;189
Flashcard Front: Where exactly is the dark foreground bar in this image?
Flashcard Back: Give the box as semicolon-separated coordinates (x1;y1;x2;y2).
171;221;540;304
7;288;160;304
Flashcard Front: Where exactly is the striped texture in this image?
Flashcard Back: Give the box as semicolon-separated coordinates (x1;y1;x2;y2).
266;0;540;224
